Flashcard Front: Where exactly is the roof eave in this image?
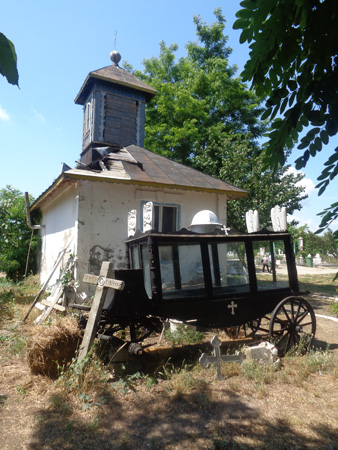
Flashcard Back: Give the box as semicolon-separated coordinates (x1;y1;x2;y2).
30;174;72;211
62;170;248;198
75;72;157;105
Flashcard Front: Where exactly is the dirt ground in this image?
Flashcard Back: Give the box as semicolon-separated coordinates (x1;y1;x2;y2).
1;267;338;450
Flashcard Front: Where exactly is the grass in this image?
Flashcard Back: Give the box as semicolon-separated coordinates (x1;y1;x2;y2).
0;274;40;321
330;301;338;316
298;273;338;298
1;271;338;449
165;323;205;346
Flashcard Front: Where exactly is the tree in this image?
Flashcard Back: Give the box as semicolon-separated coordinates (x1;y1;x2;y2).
0;32;19;86
234;0;338;237
134;9;306;230
136;8;265;165
288;224;338;260
195;134;307;231
0;186;40;280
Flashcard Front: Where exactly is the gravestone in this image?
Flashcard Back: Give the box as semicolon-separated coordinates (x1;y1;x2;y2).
77;261;125;363
199;336;280;380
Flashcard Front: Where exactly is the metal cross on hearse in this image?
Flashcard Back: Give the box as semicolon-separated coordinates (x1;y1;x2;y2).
227;301;237;315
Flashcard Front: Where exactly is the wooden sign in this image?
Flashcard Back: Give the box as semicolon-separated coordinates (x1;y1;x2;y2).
83;274;125;291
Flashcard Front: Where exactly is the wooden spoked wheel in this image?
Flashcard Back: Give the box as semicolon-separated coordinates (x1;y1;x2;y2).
224;326;242;339
269;296;316;355
247;317;262;335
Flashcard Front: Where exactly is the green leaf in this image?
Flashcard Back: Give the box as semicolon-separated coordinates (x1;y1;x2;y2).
295;157;305;169
320;129;329;145
326;151;338;165
289;91;297;107
326;120;338;136
261;107;272;120
318;181;329;196
314;137;322;151
0;33;19;86
309;143;316;157
280;97;289;114
240;0;257;10
233;18;248;30
236;8;254;19
317;165;334;179
287;80;298;91
240;28;251;44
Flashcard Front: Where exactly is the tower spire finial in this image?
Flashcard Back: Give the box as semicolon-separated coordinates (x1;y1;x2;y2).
110;30;121;66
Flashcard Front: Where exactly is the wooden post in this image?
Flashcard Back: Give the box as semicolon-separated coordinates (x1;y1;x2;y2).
77;261;125;364
22;249;68;323
35;286;64;324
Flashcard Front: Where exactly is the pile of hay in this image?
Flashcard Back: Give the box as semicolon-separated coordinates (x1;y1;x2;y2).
27;316;82;378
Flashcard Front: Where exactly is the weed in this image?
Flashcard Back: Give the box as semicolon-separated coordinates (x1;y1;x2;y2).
87;413;101;432
165;323;204;346
1;322;27;355
79;392;102;410
111;371;145;396
222;362;241;379
240;360;276;387
0;290;15;320
193;390;210;407
143;374;157;389
299;348;335;377
9;335;27;355
16;385;26;396
0;394;8;407
49;393;73;416
57;345;111;396
330;301;338;316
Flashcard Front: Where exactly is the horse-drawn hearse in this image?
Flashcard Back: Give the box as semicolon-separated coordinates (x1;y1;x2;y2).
88;214;316;356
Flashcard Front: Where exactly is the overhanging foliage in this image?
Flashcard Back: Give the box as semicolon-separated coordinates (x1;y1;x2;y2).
234;0;338;237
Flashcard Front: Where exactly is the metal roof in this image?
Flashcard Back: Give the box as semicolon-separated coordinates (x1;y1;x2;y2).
31;145;247;210
75;65;157;105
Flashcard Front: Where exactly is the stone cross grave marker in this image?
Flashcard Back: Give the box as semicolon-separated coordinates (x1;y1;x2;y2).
77;261;125;364
199;335;244;380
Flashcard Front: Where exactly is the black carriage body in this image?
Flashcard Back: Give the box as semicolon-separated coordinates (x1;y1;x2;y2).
124;228;299;329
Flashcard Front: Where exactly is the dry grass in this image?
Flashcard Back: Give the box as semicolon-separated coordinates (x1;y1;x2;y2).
1;273;338;449
27;316;82;378
299;273;338;297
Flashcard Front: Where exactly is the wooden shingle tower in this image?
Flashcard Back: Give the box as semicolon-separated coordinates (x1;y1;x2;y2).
74;51;157;165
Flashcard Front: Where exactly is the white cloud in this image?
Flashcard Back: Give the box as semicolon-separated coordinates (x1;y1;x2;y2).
288;213;315;230
286;166;317;197
0;105;10;121
31;107;47;125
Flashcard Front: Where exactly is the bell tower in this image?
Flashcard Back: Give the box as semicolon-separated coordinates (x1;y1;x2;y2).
75;51;157;164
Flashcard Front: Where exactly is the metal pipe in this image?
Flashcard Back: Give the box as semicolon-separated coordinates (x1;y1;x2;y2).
25;192;44;230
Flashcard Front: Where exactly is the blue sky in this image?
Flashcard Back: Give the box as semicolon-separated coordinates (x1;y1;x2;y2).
1;0;336;233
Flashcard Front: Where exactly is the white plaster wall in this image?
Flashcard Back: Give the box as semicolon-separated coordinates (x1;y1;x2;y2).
135;187;227;229
75;180;228;293
39;184;79;285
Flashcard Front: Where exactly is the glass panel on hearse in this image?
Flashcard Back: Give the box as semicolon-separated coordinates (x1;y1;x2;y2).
252;239;290;290
208;241;249;294
159;243;206;299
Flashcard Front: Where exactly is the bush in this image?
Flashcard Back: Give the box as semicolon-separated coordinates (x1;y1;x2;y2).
0;186;41;281
165;323;204;346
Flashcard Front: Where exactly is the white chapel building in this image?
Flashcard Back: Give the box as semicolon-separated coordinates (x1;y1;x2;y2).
30;51;247;292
